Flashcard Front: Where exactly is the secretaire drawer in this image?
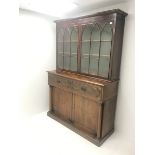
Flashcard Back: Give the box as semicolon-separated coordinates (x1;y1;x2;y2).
48;73;103;102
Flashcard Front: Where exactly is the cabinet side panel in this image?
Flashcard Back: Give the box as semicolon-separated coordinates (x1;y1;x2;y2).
103;81;118;101
110;14;126;80
102;96;117;137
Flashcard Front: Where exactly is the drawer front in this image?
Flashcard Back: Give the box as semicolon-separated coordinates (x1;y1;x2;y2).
48;73;102;102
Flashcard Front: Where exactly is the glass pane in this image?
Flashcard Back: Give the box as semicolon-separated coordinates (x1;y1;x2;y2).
98;57;110;77
71;28;78;54
70;56;77;71
90;25;100;55
91;25;100;41
57;29;64;42
100;42;111;55
71;28;78;41
82;26;91;40
57;42;63;53
70;28;78;71
64;55;70;70
80;23;113;78
58;53;63;68
64;42;70;54
81;26;91;55
57;29;64;69
81;26;91;73
101;25;112;41
64;30;70;69
89;56;98;75
81;57;89;73
64;29;70;56
81;42;90;55
64;29;70;41
71;42;77;54
89;25;100;75
90;42;100;55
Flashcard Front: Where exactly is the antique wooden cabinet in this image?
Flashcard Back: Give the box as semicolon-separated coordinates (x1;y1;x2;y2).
47;9;127;146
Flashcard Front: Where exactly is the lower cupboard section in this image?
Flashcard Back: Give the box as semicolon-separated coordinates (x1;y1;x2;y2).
48;86;117;146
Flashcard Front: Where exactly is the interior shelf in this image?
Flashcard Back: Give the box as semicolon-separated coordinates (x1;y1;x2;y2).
81;54;110;57
58;52;77;55
81;40;112;42
58;40;78;43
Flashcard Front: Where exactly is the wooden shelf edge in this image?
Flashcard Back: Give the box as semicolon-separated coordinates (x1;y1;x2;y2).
47;111;114;147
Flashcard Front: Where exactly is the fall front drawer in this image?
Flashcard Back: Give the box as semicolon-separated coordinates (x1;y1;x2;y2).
48;72;103;102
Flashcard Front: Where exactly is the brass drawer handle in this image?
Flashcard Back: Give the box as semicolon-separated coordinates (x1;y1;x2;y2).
81;86;87;92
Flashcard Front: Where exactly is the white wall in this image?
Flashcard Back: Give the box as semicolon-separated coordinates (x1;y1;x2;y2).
19;9;56;118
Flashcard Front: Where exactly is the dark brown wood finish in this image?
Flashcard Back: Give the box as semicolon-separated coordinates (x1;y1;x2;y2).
47;9;127;146
54;9;127;23
56;10;127;80
108;13;126;80
52;87;72;120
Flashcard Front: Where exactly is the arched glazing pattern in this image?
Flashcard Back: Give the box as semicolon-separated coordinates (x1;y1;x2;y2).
80;22;113;78
57;28;64;69
89;24;101;75
63;28;70;70
98;24;113;77
70;28;78;71
57;26;78;71
81;25;92;73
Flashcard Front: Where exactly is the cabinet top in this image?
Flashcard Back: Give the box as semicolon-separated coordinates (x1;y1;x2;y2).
55;9;127;23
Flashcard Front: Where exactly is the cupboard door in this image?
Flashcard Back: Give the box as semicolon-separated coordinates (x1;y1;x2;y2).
73;94;99;136
57;25;78;71
53;87;72;120
80;22;113;78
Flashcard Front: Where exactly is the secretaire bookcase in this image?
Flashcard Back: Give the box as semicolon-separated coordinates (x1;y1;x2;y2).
47;9;127;146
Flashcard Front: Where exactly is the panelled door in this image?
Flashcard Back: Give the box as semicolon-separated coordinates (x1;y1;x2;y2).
80;20;114;78
73;94;100;137
57;20;114;79
52;87;101;137
52;87;72;121
57;24;78;72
